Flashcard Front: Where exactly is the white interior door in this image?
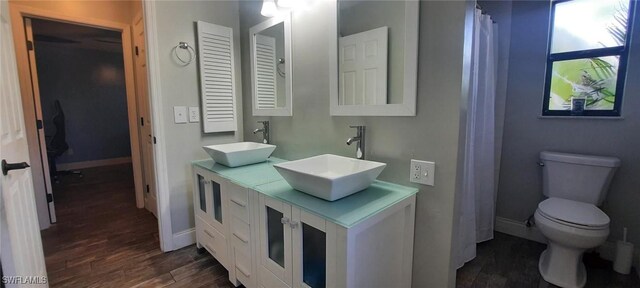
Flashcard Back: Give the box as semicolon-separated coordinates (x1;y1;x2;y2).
24;18;56;224
133;11;157;217
1;1;48;283
339;26;388;105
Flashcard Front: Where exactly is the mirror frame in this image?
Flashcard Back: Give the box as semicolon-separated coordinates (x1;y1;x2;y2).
329;0;419;116
250;13;293;116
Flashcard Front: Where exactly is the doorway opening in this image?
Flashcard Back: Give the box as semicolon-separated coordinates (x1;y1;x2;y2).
25;14;158;228
8;1;160;237
29;18;135;217
7;5;164;284
23;16;158;222
24;17;161;281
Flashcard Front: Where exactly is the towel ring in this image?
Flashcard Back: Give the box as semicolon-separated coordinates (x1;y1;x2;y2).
174;42;196;65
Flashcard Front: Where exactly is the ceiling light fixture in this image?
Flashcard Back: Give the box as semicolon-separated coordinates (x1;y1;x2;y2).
261;0;278;17
262;0;317;18
277;0;295;9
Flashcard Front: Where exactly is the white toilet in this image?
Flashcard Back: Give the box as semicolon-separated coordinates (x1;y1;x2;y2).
534;151;620;288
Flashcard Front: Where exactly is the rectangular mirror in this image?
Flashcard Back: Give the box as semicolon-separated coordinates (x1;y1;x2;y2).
329;0;419;116
250;13;293;116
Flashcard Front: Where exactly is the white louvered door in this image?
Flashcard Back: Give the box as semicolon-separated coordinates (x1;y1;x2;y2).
254;34;277;109
197;21;237;133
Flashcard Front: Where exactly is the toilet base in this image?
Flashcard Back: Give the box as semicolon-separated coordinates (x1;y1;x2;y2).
538;244;587;288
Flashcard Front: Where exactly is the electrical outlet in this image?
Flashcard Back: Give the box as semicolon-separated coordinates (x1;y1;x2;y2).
174;106;187;124
188;107;200;123
411;162;421;181
410;159;435;186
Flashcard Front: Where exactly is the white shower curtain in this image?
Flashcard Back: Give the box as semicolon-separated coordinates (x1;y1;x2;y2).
455;8;498;269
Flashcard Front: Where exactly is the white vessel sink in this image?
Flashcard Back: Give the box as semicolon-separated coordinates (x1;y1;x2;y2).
273;154;386;201
203;142;276;167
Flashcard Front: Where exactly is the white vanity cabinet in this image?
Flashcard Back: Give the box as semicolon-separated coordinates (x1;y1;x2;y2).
192;159;418;288
227;181;259;287
256;193;416;288
257;195;332;288
192;166;229;270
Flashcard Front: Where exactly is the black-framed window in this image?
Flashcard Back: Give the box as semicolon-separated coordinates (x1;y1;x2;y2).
543;0;634;117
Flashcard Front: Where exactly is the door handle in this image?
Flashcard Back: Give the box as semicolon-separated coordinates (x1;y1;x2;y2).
2;160;30;176
289;221;299;229
230;198;247;207
233;232;249;243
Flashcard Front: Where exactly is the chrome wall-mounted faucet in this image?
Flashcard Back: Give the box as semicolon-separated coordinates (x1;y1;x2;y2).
346;125;365;159
253;121;270;144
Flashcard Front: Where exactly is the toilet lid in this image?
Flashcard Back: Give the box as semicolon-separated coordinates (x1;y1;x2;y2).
538;197;610;228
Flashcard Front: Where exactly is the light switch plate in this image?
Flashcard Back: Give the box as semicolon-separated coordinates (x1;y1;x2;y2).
410;159;435;186
188;107;200;123
174;106;187;124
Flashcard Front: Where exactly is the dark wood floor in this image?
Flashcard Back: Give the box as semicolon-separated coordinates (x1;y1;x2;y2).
40;164;233;287
456;232;640;288
41;164;640;287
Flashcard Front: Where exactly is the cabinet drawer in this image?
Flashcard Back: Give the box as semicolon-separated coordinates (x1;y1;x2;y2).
228;185;250;223
234;248;253;286
196;216;227;267
230;216;251;253
258;265;288;288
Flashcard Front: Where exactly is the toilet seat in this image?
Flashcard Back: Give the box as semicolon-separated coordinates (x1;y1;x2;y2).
537;197;609;230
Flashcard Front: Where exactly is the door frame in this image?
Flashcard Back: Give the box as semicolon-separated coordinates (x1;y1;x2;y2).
132;9;158;218
142;0;176;251
8;5;148;228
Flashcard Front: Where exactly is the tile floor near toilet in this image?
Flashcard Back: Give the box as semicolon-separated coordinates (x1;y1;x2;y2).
456;232;640;288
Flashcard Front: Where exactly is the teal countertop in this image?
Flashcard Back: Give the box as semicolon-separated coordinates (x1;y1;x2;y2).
193;158;287;187
192;157;418;228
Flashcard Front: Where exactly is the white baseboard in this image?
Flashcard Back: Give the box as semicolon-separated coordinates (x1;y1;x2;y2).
495;216;547;244
495;216;640;274
57;157;132;170
172;228;196;250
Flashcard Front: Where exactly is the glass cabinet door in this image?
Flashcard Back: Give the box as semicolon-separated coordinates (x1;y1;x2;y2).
293;209;328;288
206;175;226;233
302;223;326;288
259;196;292;286
197;175;206;213
195;171;225;231
211;180;222;224
267;207;285;267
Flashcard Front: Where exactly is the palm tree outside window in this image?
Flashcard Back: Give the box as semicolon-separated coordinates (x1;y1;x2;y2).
543;0;634;117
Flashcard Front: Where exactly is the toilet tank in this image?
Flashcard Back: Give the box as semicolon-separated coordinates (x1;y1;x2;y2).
540;151;620;206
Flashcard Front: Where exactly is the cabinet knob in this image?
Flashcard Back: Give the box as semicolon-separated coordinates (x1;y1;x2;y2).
281;217;290;225
289;221;299;229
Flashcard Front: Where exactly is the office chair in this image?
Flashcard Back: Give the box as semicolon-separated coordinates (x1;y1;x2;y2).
47;100;83;182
